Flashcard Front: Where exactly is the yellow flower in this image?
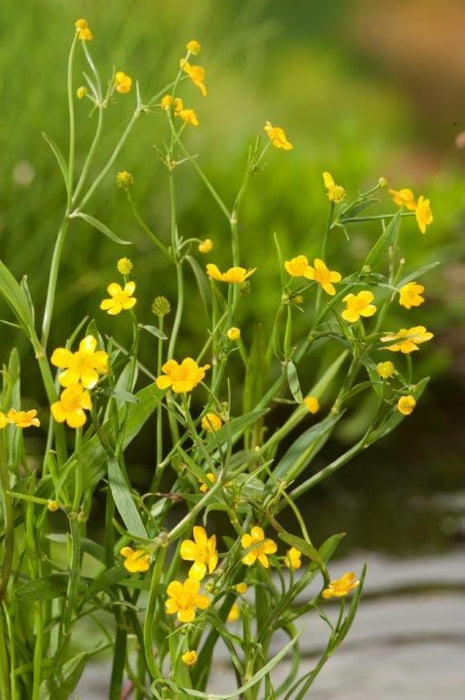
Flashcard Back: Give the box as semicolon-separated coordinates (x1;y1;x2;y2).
235;582;248;594
201;412;223;432
7;409;40;428
180;526;218;581
114;71;132;95
51;335;109;389
116;171;134;189
322;571;359;599
173;98;184;114
117;257;133;275
388;187;417;211
381;326;433;354
304;258;342;296
323;172;346;204
206;264;256;284
198;238;213;253
284;547;302;570
376;361;396;380
226;327;241;341
47;500;60;512
75;19;93;41
177;108;199;126
415;195;433;234
227;604;240;622
156;358;210;393
241;526;277;569
0;412;8;429
186;40;201;55
264;121;293;150
100;282;137;315
399;281;425;309
120;546;151;573
50;384;92;429
180;60;207;96
182;650;198;666
76;86;88;99
199;472;216;493
284;254;311;277
165;578;210;623
341;291;377;323
397;395;416;416
160;94;173;110
303;396;320;414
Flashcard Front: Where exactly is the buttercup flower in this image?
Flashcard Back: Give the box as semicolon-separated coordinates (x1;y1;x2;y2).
180;526;218;581
155;358;210;393
114;71;132;94
388;187;417;211
241;526;277;568
165;578;210;623
199;472;216;493
304;258;342;296
264;121;293;150
415;195;433;234
235;582;248;594
323;171;346;204
100;282;137;315
182;650;198;666
75;18;93;41
284;254;311;277
76;86;88;99
186;40;201;55
376;361;396;379
117;257;133;275
322;572;359;599
7;409;40;428
178;108;199;126
341;291;377;323
227;604;240;622
303;396;320;414
120;546;151;573
50;384;92;428
180;60;207;96
399;281;425;309
198;238;213;253
381;326;433;354
397;395;416;416
51;335;109;389
226;327;241;341
206;264;256;284
47;500;60;512
284;547;302;570
201;412;223;432
160;94;173;110
116;171;134;189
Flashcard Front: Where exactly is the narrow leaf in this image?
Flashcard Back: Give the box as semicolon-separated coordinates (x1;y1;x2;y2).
108;457;148;539
72;211;131;245
286;360;303;403
363;210;401;270
139;324;167;340
42;131;69;190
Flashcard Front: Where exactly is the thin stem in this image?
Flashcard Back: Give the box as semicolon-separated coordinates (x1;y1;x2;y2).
41;217;70;348
66;35;78;209
0;433;13;604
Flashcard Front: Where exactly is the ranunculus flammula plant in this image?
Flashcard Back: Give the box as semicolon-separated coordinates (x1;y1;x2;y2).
0;18;436;700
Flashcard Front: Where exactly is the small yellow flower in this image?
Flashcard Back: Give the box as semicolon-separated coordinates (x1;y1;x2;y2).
165;578;210;623
199;472;216;493
116;171;134;189
156;358;210;393
160;94;173;110
180;526;218;581
51;335;109;389
198;238;213;253
303;396;320;414
305;258;342;296
284;254;311;277
186;40;201;55
0;412;7;428
50;384;92;429
264;121;293;150
114;71;132;95
120;546;151;573
323;172;346;204
201;412;223;432
180;60;207;96
47;500;60;512
177;108;199;126
117;257;133;275
399;282;425;309
76;86;88;99
206;264;256;284
241;526;277;569
341;291;377;323
235;582;248;594
100;282;137;315
381;326;433;354
397;395;416;416
388;187;417;211
284;547;302;570
7;409;40;428
182;650;198;666
376;361;396;380
227;604;240;622
75;19;93;41
173;98;184;114
226;327;241;341
322;572;359;599
415;195;433;234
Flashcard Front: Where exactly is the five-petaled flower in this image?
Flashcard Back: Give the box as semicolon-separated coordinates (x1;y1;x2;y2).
397;395;416;416
206;264;256;284
182;650;198;666
305;258;342;296
388;187;417;211
284;254;310;277
376;361;396;379
7;409;40;428
399;281;425;309
322;572;359;599
100;282;137;315
180;526;218;581
415;195;433;234
341;291;377;323
241;526;277;568
264;121;293;150
284;547;302;570
120;546;151;573
381;326;433;354
323;172;346;204
50;384;92;428
75;18;93;41
155;358;210;393
51;335;109;389
114;71;132;94
165;578;210;623
201;412;223;432
180;60;207;96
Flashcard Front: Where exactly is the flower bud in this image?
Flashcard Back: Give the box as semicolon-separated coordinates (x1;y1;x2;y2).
152;296;171;317
116;171;134;189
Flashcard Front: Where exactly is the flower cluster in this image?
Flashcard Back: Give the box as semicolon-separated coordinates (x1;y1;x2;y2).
161;95;199;126
284;255;342;296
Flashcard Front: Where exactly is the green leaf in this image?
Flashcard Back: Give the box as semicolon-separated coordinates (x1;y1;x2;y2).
367;377;429;444
0;259;34;334
41;651;87;700
186;254;211;316
397;261;440;287
286;360;303;403
341;197;378;219
101;387;139;404
72;211;131;245
363;210;401;270
20;275;35;327
139;324;167;340
278;531;325;571
108;457;148;539
42;131;69;191
15;573;75;600
85;564;129;600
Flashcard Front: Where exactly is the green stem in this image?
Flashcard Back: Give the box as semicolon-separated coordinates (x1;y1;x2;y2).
126;191;170;258
143;546;166;682
41;217;70;348
0;432;13;605
0;610;11;700
66;35;78;209
340;211;414;224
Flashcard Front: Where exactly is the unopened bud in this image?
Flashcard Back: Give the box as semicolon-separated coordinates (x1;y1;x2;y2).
152;296;171;317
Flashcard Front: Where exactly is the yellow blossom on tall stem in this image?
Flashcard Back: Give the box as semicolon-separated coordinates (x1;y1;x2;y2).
388;187;417;211
322;572;359;599
284;547;302;570
226;327;241;341
177;108;199;126
264;121;293;150
397;395;416;416
381;326;433;353
76;86;88;100
241;526;277;569
51;335;109;389
303;396;320;414
75;18;93;41
198;238;213;253
341;291;377;323
206;264;256;284
6;409;40;428
114;71;132;94
201;412;222;432
182;650;198;666
180;60;207;96
323;172;346;204
376;361;396;379
165;578;210;623
155;358;210;393
415;195;433;234
117;257;133;275
100;282;137;315
399;281;425;309
304;258;342;296
180;526;218;581
284;255;311;277
186;40;201;55
120;546;151;573
50;384;92;428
